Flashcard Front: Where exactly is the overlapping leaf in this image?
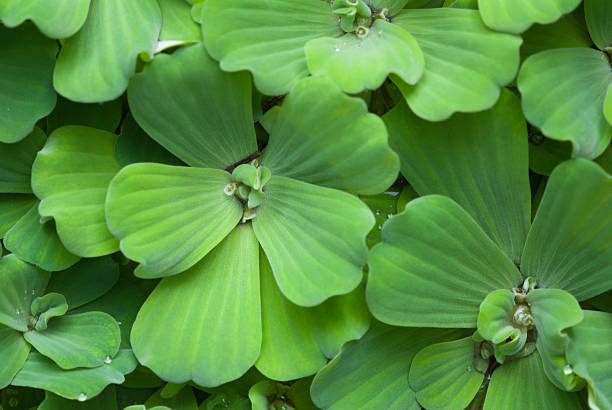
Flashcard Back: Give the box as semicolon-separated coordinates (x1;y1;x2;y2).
0;0;90;38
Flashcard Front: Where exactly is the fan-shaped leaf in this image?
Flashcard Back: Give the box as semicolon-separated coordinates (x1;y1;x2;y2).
106;163;243;279
253;176;372;307
483;353;583;409
409;337;484;409
567;310;612;410
0;255;50;332
128;43;257;169
53;0;161;102
585;0;612;51
367;195;521;328
31;126;120;257
11;350;137;401
392;8;521;121
478;0;582;34
522;160;612;301
256;252;369;380
131;225;261;387
0;326;29;389
202;0;339;96
24;312;121;370
385;89;530;263
0;24;56;143
0;127;46;194
311;322;461;409
261;77;399;195
518;48;612;159
0;0;90;39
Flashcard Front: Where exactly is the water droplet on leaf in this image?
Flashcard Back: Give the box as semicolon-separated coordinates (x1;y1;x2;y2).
104;355;112;364
563;364;573;375
77;393;87;402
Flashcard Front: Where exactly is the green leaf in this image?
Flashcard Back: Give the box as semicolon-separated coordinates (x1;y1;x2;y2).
477;290;526;359
567;310;612;410
47;97;123;134
202;0;339;96
311;322;461;409
45;257;120;311
24;312;121;370
529;137;572;176
520;12;592;60
249;380;288;410
483;353;583;409
409;337;484;409
304;20;424;94
518;48;612;159
53;0;161;102
256;251;369;380
521;160;612;301
131;225;261;387
527;288;584;391
0;127;46;194
606;84;612;127
128;43;257;169
385;89;530;263
4;203;80;271
115;113;183;168
261;77;399;195
11;350;137;401
145;386;197;410
392;8;522;121
30;293;68;331
360;188;402;248
253;176;372;306
106;163;242;278
0;0;90;39
31;126;120;257
0;24;57;143
158;0;201;44
0;254;50;332
0;195;37;238
478;0;582;34
367;195;521;328
585;0;612;51
0;326;30;389
39;387;118;410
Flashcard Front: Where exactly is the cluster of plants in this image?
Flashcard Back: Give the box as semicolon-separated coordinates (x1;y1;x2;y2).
1;0;611;409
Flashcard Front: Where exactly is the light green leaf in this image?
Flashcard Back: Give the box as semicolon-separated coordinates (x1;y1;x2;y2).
478;0;582;34
384;89;531;262
30;293;68;331
4;203;80;272
477;289;526;359
483;353;583;409
311;322;461;410
520;12;591;59
128;43;257;169
261;76;399;195
0;127;46;194
131;225;261;387
0;0;90;38
409;337;484;409
305;20;424;94
106;163;242;279
0;326;30;389
567;310;612;410
53;0;161;102
253;176;372;307
585;0;612;51
256;251;369;380
367;195;521;328
0;254;50;332
31;126;120;258
45;257;120;311
159;0;201;43
24;312;121;370
202;0;339;96
0;24;56;143
518;48;612;159
0;195;37;238
39;387;118;410
527;288;584;391
606;84;612;127
521;160;612;301
47;97;123;134
392;8;522;121
11;350;137;401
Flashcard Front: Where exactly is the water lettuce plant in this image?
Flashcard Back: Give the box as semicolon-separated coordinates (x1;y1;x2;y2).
0;0;611;409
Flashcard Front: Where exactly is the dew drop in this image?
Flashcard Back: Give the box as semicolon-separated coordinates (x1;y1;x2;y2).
466;365;473;372
77;393;88;402
377;225;382;230
104;356;112;364
375;210;381;216
387;214;392;219
117;321;122;326
563;364;573;375
334;47;340;52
